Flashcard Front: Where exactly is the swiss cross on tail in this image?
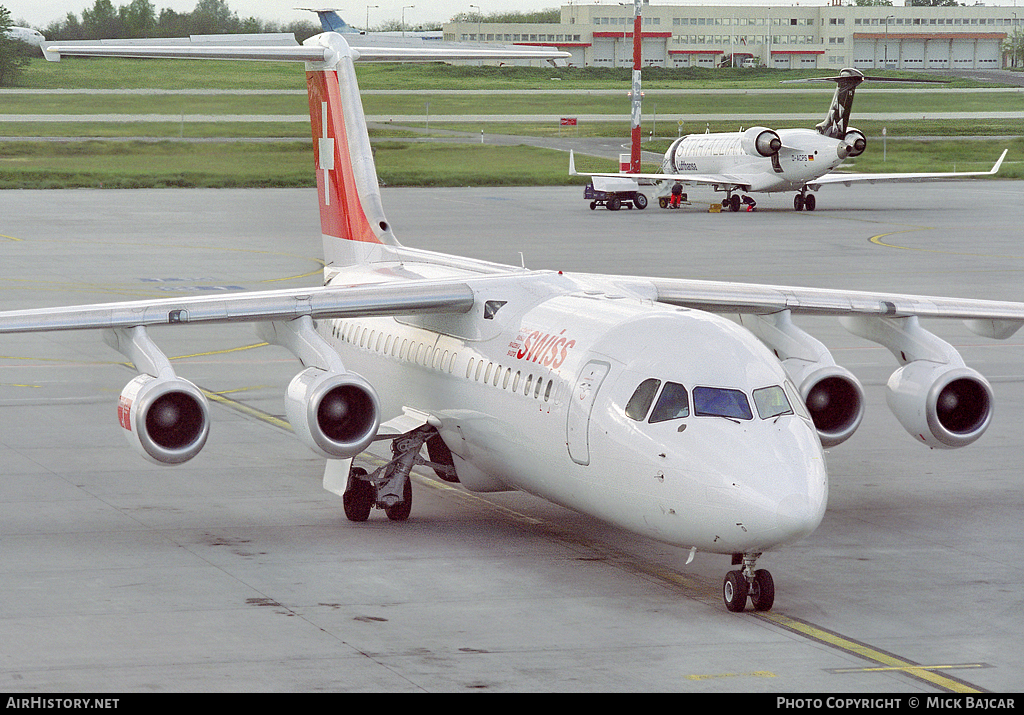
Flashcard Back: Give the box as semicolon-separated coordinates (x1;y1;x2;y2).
306;69;381;245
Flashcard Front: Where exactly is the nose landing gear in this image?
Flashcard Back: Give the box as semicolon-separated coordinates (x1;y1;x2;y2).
723;553;775;612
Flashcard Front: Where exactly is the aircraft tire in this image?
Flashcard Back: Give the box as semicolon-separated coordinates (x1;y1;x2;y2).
343;467;374;522
749;569;775;612
730;195;741;212
804;194;816;212
794;194;805;211
723;570;749;612
385;477;412;522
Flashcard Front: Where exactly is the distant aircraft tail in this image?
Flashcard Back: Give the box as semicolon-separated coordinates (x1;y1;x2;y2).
813;68;866;139
41;33;567;269
299;8;363;35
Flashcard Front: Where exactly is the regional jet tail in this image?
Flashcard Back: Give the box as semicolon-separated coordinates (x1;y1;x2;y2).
572;67;1007;212
18;32;1024;613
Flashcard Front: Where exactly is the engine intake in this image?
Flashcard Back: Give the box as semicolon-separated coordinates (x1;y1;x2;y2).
843;128;866;158
741;127;782;158
285;367;380;459
886;363;993;449
798;366;865;448
118;374;210;464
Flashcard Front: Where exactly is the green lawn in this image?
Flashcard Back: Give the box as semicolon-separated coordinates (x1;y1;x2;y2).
1;57;1018;188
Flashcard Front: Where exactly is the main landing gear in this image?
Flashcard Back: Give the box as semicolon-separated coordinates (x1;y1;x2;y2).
342;425;456;522
722;553;775;612
793;190;816;212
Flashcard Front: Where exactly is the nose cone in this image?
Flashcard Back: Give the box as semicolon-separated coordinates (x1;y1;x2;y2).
700;420;828;552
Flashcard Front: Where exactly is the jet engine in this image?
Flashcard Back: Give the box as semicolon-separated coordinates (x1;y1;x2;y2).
285;367;381;459
792;365;865;449
843;128;866;158
738;311;864;448
886;363;992;449
118;373;210;465
741;127;782;158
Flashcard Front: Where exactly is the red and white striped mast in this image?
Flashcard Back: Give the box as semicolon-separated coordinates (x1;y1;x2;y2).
628;0;643;174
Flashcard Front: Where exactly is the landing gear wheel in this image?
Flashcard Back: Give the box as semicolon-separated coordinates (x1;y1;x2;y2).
723;570;749;612
384;477;412;522
633;192;648;210
804;194;816;212
729;194;741;212
343;467;374;522
749;569;775;612
794;194;805;211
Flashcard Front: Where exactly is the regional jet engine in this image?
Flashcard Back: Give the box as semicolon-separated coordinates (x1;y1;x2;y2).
285;367;381;459
886;363;992;449
797;366;865;449
118;374;210;465
843;128;866;158
741;127;782;158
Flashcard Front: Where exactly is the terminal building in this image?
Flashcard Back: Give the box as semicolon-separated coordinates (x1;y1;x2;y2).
443;2;1020;70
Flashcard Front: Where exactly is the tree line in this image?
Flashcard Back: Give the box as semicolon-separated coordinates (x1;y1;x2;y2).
24;0;322;42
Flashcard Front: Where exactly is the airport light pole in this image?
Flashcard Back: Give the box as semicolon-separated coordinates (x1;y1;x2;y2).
469;4;480;42
402;5;414;38
365;5;377;31
884;15;894;69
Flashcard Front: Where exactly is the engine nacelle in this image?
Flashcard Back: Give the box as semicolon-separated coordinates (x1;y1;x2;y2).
792;365;865;449
886;362;993;449
118;374;210;465
741;126;782;158
285;367;380;459
843;128;866;158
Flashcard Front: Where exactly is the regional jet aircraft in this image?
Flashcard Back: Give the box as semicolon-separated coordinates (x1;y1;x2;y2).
571;68;1007;212
4;26;45;47
11;32;1024;613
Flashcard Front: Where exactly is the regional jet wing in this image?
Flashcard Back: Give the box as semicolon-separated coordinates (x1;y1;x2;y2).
808;149;1007;189
569;150;750;188
0;279;476;335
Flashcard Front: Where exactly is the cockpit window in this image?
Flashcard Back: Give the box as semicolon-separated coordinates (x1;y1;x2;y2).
649;382;690;423
753;385;794;420
625;378;661;421
693;386;753;420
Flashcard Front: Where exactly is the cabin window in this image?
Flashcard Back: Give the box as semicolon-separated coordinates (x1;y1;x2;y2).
753;385;794;420
625;378;661;421
467;358;475;379
525;374;534;395
650;381;690;423
693;386;753;420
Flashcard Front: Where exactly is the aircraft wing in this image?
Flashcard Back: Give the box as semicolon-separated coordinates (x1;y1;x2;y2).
0;279;476;335
808;149;1007;189
615;275;1024;339
569;151;749;188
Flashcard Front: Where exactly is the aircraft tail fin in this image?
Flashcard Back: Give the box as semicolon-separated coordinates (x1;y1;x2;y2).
299;8;364;35
782;68;948;139
812;68;866;139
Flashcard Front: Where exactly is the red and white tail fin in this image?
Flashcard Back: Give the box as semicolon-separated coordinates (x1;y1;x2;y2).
42;33;568;269
302;33;401;269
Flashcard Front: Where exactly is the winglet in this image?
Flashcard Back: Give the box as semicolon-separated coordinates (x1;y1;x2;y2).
989;149;1008;175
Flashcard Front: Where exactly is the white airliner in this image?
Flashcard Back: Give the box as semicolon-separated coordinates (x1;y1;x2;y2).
571;68;1007;212
4;26;45;47
9;32;1024;613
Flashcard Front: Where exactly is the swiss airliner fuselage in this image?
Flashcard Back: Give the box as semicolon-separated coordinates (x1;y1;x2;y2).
319;261;827;555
